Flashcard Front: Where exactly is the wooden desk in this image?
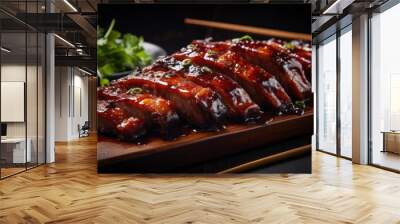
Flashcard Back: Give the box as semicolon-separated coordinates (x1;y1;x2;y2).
382;131;400;154
1;138;31;164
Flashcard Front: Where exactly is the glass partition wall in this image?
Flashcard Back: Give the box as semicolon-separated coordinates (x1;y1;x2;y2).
317;35;337;155
316;25;352;159
0;2;46;179
339;27;352;159
370;3;400;171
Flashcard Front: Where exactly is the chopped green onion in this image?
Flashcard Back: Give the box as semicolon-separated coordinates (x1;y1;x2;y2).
283;42;295;50
182;59;192;67
127;87;143;95
201;66;213;73
232;35;253;43
187;44;197;50
294;100;306;109
207;50;217;55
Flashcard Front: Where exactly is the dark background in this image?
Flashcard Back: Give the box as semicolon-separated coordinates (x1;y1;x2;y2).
98;4;311;53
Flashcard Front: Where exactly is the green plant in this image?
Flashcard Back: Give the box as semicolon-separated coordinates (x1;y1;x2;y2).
97;19;152;86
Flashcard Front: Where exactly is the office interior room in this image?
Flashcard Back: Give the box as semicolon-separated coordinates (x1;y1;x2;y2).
0;0;97;179
0;0;400;223
0;4;46;178
315;0;400;172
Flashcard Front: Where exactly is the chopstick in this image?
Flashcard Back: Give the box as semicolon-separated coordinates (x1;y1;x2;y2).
184;18;311;41
217;145;311;174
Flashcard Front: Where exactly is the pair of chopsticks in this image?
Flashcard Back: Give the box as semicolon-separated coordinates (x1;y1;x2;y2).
184;18;311;41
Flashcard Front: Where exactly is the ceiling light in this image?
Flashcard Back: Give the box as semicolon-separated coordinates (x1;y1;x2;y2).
322;0;355;15
63;0;78;12
323;0;342;14
78;67;92;76
54;34;75;48
1;47;11;53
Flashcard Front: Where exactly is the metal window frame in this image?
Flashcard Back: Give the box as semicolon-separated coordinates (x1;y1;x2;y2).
367;0;400;173
315;23;353;161
0;0;47;180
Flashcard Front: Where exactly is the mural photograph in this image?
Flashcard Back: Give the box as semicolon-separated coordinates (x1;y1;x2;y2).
97;4;313;173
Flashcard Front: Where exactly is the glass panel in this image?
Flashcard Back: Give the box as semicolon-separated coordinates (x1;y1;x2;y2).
27;31;38;169
38;32;45;165
339;28;352;158
26;0;39;169
1;30;27;177
371;4;400;171
317;36;337;154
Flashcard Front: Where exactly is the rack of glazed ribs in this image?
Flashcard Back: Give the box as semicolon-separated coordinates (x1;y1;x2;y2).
97;37;313;173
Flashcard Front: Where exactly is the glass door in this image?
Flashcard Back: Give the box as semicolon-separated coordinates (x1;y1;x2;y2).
0;1;46;179
370;3;400;171
1;30;28;178
339;26;352;159
317;35;337;154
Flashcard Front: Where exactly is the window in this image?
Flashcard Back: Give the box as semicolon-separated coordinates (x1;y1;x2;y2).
370;2;400;171
317;35;337;154
339;27;352;158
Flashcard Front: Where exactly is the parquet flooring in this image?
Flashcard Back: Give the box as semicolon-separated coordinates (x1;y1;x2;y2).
1;135;400;223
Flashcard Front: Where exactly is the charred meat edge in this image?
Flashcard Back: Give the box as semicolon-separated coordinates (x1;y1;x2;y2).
111;71;228;129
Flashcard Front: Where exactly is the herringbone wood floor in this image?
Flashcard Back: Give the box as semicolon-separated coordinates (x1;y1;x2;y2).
1;135;400;224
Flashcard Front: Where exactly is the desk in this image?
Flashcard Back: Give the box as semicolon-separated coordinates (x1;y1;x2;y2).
382;131;400;154
1;138;31;164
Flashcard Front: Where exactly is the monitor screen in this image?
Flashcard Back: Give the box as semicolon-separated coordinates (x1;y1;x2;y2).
1;123;7;137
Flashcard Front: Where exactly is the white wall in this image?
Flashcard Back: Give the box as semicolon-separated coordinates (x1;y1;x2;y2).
54;66;70;141
1;63;46;164
0;65;37;138
54;66;89;141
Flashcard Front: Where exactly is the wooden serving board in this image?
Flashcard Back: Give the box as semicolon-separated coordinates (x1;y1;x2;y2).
97;109;313;173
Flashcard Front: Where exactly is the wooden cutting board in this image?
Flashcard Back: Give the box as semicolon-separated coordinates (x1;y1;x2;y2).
98;109;313;172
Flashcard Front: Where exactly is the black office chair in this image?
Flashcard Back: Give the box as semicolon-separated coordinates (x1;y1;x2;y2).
78;121;90;138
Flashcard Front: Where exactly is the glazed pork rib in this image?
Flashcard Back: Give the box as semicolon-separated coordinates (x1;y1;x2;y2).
265;39;311;82
114;95;179;137
111;71;227;129
98;86;180;137
229;40;311;100
98;37;312;141
146;56;262;122
97;85;124;101
287;40;311;61
267;39;312;61
97;100;147;141
173;41;293;112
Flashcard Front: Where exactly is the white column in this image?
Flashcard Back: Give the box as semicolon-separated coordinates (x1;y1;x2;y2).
312;45;317;151
352;14;369;164
45;0;55;163
46;32;55;163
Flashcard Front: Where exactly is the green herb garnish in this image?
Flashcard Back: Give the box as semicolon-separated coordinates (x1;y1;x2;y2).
97;19;152;86
127;87;143;95
283;42;295;50
232;35;253;43
294;100;306;109
181;58;192;67
187;44;197;50
207;50;217;55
